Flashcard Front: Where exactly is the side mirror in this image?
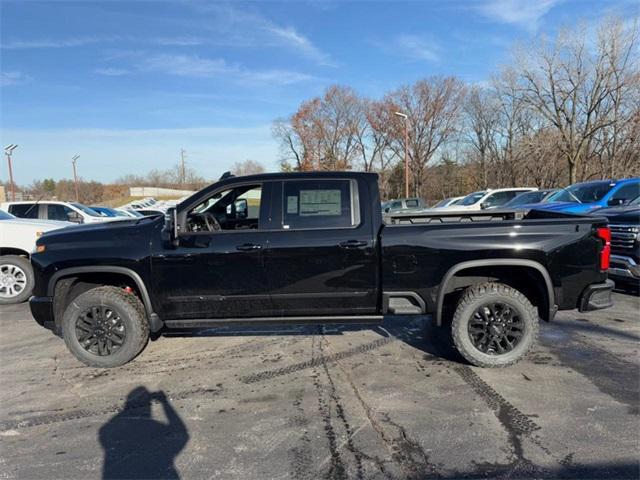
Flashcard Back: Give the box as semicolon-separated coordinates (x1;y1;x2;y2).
607;198;625;206
480;202;489;210
168;208;179;247
234;199;248;219
384;207;390;213
68;212;83;223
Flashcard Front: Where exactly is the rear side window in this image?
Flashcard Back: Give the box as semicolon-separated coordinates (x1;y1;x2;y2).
283;180;358;230
9;204;38;219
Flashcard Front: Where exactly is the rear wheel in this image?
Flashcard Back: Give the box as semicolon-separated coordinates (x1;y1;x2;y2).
451;282;538;368
62;286;149;368
0;255;34;305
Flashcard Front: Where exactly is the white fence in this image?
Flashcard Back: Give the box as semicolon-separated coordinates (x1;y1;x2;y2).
129;187;195;198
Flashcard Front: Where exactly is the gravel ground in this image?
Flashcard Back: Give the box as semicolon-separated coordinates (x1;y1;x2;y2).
0;290;638;480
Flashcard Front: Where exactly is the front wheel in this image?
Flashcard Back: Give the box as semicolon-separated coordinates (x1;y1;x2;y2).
62;286;149;368
451;282;539;368
0;255;34;304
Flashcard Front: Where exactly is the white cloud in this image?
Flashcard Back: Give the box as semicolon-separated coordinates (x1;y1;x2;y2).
0;71;30;86
94;67;130;76
477;0;561;29
106;53;315;85
188;3;335;66
266;26;336;66
1;37;113;49
393;35;440;62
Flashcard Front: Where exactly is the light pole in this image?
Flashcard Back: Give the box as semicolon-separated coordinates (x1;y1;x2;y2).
4;144;18;201
394;112;409;198
72;155;80;202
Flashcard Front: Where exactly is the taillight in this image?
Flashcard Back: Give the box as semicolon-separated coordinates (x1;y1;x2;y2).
596;226;611;271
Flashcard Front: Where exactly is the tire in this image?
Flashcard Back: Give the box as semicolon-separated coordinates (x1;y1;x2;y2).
0;255;34;305
61;286;149;368
451;282;539;368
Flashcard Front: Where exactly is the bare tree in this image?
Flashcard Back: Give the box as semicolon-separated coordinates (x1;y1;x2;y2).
516;20;638;183
382;77;467;197
231;159;266;176
464;86;499;188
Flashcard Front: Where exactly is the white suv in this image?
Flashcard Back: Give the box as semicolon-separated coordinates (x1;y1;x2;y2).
1;201;112;224
441;188;537;211
0;209;72;304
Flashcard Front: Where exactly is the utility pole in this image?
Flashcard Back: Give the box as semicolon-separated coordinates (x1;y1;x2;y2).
394;112;410;198
72;155;80;202
4;144;18;201
180;149;186;185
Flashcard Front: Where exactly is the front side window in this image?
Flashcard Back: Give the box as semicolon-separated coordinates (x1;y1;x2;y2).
611;182;640;203
552;182;613;203
484;191;513;207
405;199;419;208
459;191;486;206
47;204;75;221
283;180;356;230
187;184;262;232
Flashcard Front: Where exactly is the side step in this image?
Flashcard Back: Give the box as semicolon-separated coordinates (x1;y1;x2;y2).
385;292;426;315
164;315;384;328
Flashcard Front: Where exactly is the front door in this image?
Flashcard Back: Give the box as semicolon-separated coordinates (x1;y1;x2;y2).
152;183;275;320
264;178;378;316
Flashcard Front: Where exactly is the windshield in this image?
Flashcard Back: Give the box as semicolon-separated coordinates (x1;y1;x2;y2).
433;198;451;208
71;203;102;217
0;209;15;220
458;191;486;206
550;182;614;204
504;191;546;207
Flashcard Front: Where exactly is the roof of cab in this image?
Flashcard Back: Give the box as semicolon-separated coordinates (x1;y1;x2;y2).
178;171;379;209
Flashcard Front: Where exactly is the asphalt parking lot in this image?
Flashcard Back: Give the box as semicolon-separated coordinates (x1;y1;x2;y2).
0;290;638;480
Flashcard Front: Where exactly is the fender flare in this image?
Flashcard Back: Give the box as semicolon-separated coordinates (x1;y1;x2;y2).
435;259;556;326
47;266;163;332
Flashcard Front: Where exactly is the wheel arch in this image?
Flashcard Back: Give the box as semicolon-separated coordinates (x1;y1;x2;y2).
0;248;31;258
48;266;163;332
436;259;555;326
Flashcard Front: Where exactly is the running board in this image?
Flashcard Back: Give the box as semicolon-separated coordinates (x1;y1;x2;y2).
164;315;384;328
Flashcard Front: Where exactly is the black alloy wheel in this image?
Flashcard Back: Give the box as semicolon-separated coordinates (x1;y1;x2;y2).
468;302;525;355
75;305;127;356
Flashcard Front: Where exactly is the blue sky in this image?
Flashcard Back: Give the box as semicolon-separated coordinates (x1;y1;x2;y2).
1;0;638;185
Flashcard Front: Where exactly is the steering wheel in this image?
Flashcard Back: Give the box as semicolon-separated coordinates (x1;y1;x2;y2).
203;213;222;232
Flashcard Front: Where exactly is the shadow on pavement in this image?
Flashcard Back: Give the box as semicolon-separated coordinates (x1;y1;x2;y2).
99;386;189;480
160;315;466;364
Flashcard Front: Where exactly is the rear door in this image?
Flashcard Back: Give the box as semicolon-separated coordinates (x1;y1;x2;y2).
264;178;378;316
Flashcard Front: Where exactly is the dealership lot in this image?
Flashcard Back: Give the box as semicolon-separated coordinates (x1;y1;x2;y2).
0;291;638;479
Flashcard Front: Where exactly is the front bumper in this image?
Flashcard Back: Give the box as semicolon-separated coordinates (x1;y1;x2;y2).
578;280;615;312
29;296;56;332
608;255;640;283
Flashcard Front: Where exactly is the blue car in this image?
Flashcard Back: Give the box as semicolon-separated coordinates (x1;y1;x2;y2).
517;178;640;214
90;206;131;218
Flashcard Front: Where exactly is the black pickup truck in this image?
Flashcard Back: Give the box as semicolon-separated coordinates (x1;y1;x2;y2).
30;172;614;368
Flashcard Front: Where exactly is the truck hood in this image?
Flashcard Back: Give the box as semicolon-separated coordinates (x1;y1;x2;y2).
39;215;161;243
522;201;601;214
1;218;74;230
590;206;640;224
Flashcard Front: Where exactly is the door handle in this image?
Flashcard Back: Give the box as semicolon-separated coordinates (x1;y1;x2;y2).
339;240;368;249
236;243;262;251
157;254;194;262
